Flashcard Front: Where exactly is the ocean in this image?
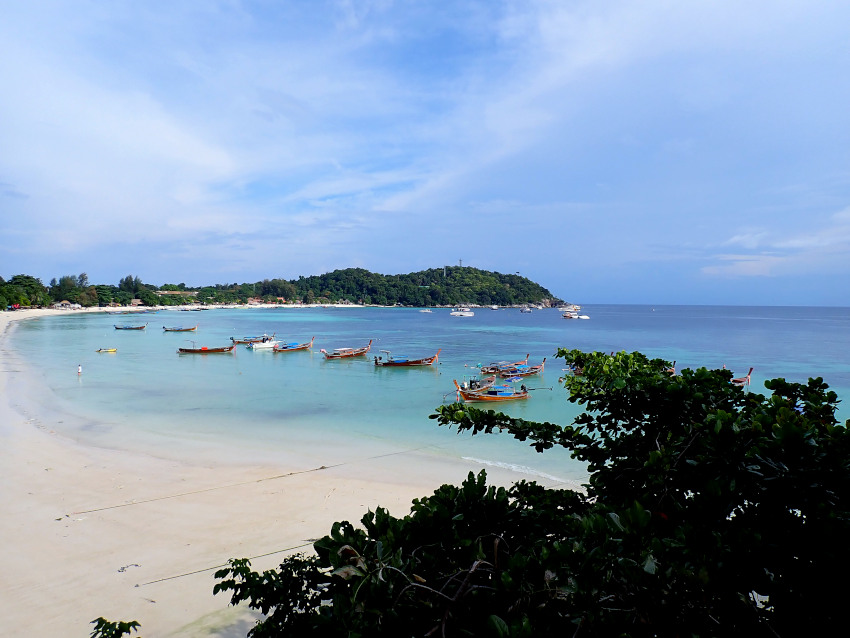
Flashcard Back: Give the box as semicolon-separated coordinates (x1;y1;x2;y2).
8;305;850;488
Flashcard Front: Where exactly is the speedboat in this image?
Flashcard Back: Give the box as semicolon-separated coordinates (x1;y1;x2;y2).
450;307;474;317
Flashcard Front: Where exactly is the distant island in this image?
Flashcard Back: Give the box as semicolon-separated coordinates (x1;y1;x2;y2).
1;267;564;309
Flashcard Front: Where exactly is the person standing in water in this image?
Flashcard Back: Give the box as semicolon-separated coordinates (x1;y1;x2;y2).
78;364;82;375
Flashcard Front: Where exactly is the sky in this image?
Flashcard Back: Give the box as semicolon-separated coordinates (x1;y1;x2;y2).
1;1;849;305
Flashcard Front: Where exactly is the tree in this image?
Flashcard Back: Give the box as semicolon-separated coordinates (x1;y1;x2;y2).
7;274;50;307
212;350;849;637
137;289;158;306
78;286;99;307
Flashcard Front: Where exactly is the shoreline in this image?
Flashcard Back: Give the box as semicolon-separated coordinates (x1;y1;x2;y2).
0;309;534;636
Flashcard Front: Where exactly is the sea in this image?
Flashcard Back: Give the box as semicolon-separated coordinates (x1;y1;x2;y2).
7;305;850;489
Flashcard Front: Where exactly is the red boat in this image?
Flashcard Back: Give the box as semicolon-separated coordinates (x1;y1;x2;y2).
273;337;315;353
374;349;441;367
177;345;235;354
320;340;373;359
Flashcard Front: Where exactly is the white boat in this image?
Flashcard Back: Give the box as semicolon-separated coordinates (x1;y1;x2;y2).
559;304;581;312
563;311;590;320
246;338;279;349
419;309;433;313
519;306;532;313
489;305;499;310
450;306;474;317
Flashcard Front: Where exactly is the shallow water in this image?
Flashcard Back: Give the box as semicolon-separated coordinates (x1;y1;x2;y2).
10;305;850;487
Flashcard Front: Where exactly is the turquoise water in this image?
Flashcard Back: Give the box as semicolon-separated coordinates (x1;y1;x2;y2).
9;305;850;486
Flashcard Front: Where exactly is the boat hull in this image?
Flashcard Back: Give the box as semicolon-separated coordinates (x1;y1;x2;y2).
375;349;440;367
320;340;373;359
230;334;275;344
453;379;529;402
177;345;235;354
273;337;315;353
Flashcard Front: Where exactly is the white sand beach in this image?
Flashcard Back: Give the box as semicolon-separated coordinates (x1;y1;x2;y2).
0;308;529;637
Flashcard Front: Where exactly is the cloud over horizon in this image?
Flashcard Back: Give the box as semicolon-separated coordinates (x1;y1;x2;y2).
2;1;849;304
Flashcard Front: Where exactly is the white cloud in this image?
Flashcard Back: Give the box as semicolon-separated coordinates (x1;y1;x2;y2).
1;1;849;303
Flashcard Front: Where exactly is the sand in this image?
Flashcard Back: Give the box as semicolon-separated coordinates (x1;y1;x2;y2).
0;308;531;637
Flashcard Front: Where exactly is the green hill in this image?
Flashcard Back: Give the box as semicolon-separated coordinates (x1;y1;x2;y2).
285;267;559;306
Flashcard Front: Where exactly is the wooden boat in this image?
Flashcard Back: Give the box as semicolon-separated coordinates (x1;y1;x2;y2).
453;379;529;402
96;348;117;353
177;344;235;354
479;354;529;375
320;340;373;359
499;357;546;378
273;337;315;353
456;375;497;393
732;367;753;387
374;349;441;367
230;333;275;344
114;323;148;330
163;325;198;332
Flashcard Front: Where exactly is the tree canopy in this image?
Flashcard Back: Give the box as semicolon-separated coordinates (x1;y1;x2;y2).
209;350;848;637
4;267;561;308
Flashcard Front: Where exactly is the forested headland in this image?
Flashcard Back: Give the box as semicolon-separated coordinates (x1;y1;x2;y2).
0;267;562;309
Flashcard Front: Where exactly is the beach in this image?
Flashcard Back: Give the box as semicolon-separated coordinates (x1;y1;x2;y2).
0;308;527;637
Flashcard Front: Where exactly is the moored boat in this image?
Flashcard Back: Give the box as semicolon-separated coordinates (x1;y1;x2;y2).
450;306;474;317
499;357;546;378
246;338;279;350
563;311;590;319
374;349;441;367
273;337;315;353
177;344;235;354
479;354;529;375
95;348;117;353
114;323;148;330
230;333;275;344
163;325;198;332
320;340;373;359
453;379;530;402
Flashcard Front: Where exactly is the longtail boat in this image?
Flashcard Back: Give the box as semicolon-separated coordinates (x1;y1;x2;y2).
499;357;546;379
177;344;235;354
453;379;530;402
479;354;529;374
96;348;117;353
320;340;373;359
273;337;315;353
163;325;198;332
230;333;275;344
374;349;441;367
114;323;148;330
732;367;753;387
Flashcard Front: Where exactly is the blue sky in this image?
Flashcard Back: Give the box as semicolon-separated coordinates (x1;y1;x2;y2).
1;1;849;305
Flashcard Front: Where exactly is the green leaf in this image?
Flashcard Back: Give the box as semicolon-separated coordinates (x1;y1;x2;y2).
487;614;510;637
